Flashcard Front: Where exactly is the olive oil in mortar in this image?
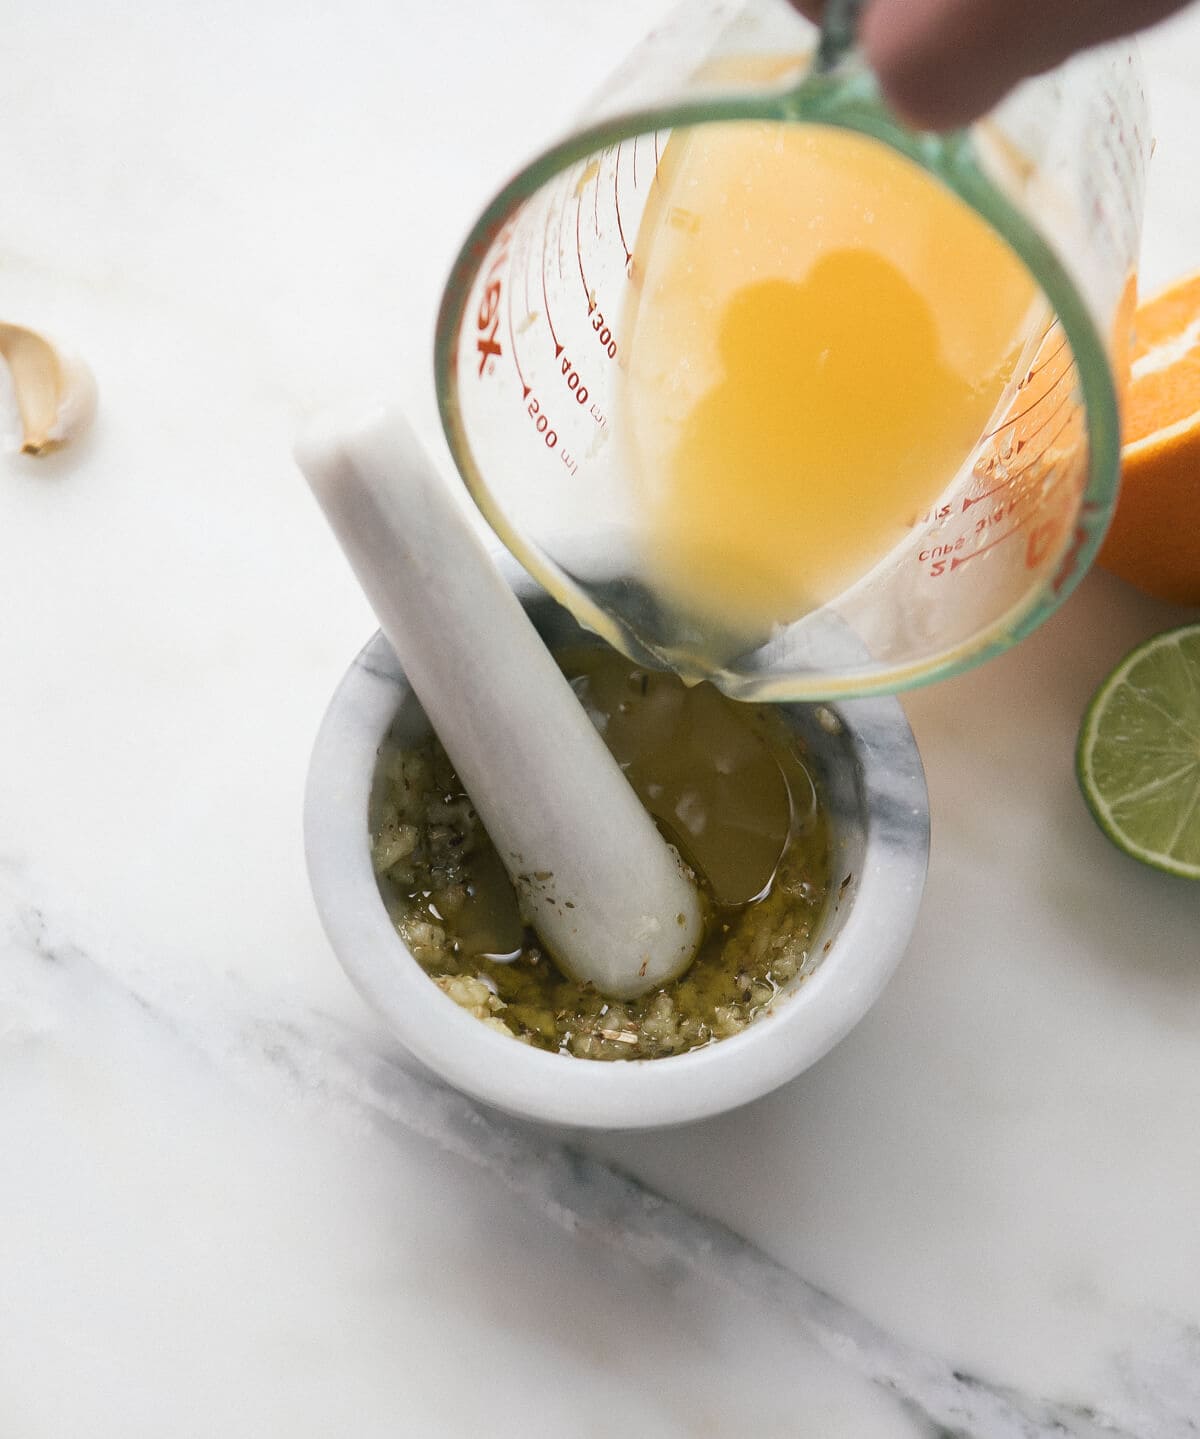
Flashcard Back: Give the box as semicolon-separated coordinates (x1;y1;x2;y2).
370;648;832;1060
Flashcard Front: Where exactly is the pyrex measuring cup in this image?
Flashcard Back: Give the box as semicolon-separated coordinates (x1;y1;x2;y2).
435;0;1150;701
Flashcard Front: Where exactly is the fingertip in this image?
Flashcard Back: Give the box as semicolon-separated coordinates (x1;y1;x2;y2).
789;0;825;22
859;0;1011;130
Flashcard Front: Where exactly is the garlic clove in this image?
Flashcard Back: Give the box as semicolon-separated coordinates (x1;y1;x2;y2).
0;323;97;456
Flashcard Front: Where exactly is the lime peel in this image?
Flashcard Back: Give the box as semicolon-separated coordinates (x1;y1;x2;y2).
1076;622;1200;880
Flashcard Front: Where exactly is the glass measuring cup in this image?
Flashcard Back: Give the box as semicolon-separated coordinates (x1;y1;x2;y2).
435;0;1149;701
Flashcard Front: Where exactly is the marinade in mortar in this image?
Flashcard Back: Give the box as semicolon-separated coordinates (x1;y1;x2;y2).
370;649;832;1060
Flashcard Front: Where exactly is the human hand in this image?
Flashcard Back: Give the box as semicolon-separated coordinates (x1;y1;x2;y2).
794;0;1191;128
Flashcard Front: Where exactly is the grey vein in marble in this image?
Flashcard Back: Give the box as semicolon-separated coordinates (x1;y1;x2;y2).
3;893;1196;1439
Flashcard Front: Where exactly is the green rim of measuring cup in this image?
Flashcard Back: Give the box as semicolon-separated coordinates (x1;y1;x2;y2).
433;40;1121;703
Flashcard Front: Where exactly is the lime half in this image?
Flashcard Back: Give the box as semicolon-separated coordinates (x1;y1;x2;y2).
1076;623;1200;879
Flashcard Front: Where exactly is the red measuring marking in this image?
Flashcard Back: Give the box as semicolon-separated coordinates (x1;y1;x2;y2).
522;216;534;317
973;387;1074;503
576;188;595;313
951;449;1079;570
614;145;631;264
593;155;602;239
951;503;1041;569
971;404;1079;505
1006;415;1081;496
506;234;531;401
1032;403;1081;459
962;479;1013;511
558;166;577;282
983;334;1070;441
541;202;563;359
1030;329;1069;373
1014;381;1075;451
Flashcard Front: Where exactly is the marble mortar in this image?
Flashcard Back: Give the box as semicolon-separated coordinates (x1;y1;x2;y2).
304;562;931;1129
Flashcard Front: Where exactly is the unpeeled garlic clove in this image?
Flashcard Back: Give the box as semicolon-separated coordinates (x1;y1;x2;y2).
0;322;97;456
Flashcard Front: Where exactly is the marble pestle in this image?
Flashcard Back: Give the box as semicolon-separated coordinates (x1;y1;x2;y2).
296;405;704;999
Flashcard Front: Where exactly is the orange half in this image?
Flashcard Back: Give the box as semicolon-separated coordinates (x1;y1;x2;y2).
1099;270;1200;604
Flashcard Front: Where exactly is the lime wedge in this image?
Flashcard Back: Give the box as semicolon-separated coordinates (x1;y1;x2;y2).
1076;623;1200;879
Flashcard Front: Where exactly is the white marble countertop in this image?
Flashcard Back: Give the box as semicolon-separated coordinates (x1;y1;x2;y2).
3;4;1200;1435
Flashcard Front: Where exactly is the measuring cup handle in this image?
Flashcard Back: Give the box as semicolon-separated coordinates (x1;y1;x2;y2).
815;0;865;73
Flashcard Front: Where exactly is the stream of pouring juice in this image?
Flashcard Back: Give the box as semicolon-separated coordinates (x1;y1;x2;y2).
622;122;1042;647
